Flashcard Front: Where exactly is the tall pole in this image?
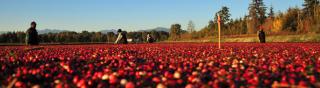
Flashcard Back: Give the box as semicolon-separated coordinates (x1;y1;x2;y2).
217;14;221;49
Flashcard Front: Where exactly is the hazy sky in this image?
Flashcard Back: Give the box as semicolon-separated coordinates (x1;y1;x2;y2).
0;0;304;32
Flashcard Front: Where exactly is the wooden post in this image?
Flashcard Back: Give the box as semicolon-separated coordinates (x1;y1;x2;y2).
217;14;221;49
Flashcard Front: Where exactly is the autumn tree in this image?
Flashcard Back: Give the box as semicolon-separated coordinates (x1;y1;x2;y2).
302;0;319;17
169;24;182;40
282;7;300;32
263;5;275;33
187;20;195;33
227;18;247;35
301;0;320;33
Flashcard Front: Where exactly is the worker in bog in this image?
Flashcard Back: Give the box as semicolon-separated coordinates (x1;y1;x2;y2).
258;26;266;43
115;29;128;44
146;33;154;43
26;21;39;45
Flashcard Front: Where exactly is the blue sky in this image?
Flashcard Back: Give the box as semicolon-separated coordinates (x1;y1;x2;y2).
0;0;304;32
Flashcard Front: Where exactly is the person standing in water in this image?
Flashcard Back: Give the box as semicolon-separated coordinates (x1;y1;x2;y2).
26;21;39;45
258;26;266;43
114;29;128;44
146;33;154;43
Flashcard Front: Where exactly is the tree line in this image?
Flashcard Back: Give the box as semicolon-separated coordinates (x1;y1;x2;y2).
0;31;169;43
169;0;320;40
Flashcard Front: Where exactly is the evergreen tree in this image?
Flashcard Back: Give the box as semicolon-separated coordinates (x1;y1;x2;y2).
302;0;319;17
214;6;231;25
268;5;275;19
248;0;267;34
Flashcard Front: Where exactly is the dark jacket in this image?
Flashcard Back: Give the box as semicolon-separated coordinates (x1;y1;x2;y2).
147;35;154;43
258;30;266;43
26;28;39;45
115;32;128;44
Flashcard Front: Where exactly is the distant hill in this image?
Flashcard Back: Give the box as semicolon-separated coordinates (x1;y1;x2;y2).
138;27;169;32
99;29;117;34
0;29;69;34
38;29;69;34
99;27;170;34
0;27;170;35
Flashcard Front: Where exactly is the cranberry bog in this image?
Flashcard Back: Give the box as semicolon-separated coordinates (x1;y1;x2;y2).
1;43;320;88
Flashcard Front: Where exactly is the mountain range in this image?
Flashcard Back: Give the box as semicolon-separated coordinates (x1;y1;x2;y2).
0;27;170;34
38;29;70;34
99;27;169;34
137;27;169;32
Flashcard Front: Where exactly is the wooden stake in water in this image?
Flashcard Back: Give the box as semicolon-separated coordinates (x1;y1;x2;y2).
217;14;221;49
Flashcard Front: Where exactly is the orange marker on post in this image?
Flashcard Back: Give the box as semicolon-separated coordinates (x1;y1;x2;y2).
217;14;221;49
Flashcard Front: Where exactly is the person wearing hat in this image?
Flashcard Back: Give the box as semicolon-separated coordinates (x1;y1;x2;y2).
26;21;39;45
114;29;128;44
258;26;266;43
